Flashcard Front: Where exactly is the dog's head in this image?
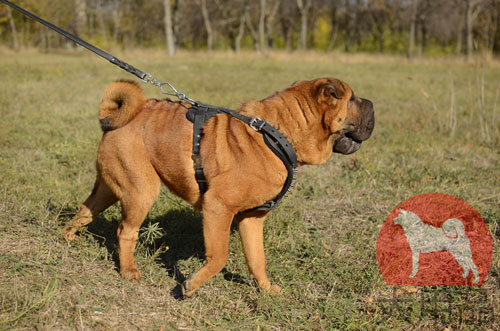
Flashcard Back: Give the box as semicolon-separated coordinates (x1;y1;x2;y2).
290;78;375;155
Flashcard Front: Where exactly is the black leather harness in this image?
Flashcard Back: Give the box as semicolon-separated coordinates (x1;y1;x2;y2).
186;102;298;212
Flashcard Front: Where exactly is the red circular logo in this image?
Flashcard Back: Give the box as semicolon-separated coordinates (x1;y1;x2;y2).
377;193;493;286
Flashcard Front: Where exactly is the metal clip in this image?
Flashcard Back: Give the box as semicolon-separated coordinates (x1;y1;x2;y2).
249;117;265;131
142;73;196;106
159;82;196;105
142;72;160;87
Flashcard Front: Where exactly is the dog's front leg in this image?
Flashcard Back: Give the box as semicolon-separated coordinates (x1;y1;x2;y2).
182;196;234;298
236;212;281;294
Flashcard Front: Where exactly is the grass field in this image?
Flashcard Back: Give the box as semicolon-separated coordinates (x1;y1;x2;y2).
0;50;499;330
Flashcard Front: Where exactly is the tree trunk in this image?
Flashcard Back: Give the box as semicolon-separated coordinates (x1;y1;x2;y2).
408;0;419;59
112;1;121;45
465;0;473;61
96;0;108;46
198;0;213;50
456;27;463;55
296;0;311;50
344;0;352;52
235;12;246;52
379;27;384;54
489;0;500;54
327;5;338;52
164;0;176;56
286;26;293;50
456;4;464;55
465;0;485;61
172;0;181;49
327;26;338;52
88;11;95;40
75;0;87;38
266;0;281;49
416;12;425;57
6;6;19;51
41;28;49;52
422;21;428;52
246;11;260;51
308;14;316;49
259;0;267;52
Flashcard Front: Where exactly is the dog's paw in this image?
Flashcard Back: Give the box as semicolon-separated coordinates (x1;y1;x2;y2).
62;226;78;241
259;282;282;295
267;284;282;295
120;267;141;281
181;280;196;298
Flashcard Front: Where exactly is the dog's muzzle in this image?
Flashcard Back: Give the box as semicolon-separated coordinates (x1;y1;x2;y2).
333;98;374;155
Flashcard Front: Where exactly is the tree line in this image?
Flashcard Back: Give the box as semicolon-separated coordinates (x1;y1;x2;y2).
1;0;499;60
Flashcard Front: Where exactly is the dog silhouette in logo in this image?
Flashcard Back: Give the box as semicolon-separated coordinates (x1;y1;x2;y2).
393;209;479;284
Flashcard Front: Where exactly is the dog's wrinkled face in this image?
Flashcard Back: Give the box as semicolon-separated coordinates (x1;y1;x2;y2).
324;80;374;155
332;93;374;154
291;78;375;155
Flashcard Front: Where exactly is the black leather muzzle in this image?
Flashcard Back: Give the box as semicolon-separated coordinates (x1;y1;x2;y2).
333;98;375;155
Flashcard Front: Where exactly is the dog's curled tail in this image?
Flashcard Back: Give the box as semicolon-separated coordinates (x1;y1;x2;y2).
98;80;146;132
442;218;466;239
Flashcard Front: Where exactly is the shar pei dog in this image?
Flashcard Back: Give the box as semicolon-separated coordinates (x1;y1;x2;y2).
62;78;374;297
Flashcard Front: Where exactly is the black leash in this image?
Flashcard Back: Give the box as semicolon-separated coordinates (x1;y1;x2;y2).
0;0;196;104
2;0;299;212
0;0;146;80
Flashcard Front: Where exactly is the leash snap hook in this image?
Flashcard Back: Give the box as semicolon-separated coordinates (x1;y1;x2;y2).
142;72;152;84
159;82;196;106
249;117;266;131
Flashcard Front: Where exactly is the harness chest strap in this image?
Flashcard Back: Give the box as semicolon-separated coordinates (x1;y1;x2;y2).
186;102;298;212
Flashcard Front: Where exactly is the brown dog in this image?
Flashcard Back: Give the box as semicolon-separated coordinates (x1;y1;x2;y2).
62;78;374;297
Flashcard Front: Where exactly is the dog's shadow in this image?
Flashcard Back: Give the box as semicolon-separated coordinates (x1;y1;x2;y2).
60;206;246;299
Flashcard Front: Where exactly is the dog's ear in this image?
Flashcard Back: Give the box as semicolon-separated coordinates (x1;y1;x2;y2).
316;79;352;134
319;80;346;100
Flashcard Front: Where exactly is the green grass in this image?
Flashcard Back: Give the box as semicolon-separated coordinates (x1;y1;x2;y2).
0;50;499;329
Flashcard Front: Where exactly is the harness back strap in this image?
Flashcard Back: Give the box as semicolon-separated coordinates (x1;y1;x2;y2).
186;102;298;212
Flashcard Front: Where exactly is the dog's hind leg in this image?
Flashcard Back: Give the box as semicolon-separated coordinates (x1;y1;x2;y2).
62;178;118;241
116;172;161;281
236;212;281;294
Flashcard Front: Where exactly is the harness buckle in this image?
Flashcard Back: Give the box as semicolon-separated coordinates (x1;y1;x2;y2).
249;117;266;131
